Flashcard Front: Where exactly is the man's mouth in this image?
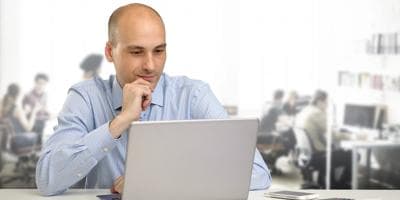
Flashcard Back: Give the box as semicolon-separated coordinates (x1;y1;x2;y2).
137;75;156;82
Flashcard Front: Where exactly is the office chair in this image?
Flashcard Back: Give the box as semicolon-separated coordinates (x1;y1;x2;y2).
0;122;7;173
0;118;39;187
292;127;323;189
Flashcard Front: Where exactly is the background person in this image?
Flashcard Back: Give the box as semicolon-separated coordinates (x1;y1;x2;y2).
22;73;50;145
80;54;104;80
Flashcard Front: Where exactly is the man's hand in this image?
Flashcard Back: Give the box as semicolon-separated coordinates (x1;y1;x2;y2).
109;78;153;139
110;176;124;194
121;78;153;120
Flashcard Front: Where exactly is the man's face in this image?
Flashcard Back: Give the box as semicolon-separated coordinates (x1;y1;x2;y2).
34;79;48;94
107;12;166;90
318;99;328;111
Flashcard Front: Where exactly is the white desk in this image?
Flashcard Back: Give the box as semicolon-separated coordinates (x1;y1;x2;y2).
341;140;400;189
0;189;399;200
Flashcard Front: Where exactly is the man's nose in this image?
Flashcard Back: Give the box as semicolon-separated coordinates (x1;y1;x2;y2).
143;53;155;72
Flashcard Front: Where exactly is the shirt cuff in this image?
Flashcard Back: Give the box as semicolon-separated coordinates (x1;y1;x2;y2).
82;122;118;161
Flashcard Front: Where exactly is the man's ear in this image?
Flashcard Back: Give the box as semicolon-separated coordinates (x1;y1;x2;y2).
105;42;114;62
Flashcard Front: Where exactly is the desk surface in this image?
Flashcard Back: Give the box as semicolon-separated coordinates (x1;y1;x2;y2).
0;189;399;200
341;139;400;149
339;139;400;189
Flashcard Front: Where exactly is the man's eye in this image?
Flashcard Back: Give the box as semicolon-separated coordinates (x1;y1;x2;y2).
154;49;165;54
130;51;143;55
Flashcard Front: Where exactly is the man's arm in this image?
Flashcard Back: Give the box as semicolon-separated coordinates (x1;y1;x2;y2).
250;148;272;190
190;83;272;190
36;89;118;196
109;78;153;138
37;78;153;195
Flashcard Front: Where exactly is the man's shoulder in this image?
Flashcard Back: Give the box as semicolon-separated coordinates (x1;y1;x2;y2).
163;74;208;90
70;77;109;91
69;77;112;98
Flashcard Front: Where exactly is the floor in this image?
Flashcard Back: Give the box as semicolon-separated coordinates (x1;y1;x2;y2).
0;152;37;188
268;155;304;190
270;169;303;190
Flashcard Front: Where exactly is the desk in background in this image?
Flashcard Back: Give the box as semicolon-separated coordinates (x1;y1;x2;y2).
341;139;400;189
0;189;399;200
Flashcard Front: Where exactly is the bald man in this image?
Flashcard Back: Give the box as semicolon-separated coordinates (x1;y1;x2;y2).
36;3;271;196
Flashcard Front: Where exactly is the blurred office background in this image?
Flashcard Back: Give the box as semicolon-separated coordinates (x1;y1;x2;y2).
0;0;400;189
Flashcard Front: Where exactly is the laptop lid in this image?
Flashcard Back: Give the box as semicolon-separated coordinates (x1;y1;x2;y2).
122;118;258;200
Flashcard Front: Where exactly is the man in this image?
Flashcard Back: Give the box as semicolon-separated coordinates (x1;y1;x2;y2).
296;90;351;188
36;3;271;196
295;90;328;154
259;90;284;136
23;73;50;145
258;90;284;174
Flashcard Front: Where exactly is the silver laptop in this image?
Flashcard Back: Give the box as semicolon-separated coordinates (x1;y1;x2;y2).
122;118;258;200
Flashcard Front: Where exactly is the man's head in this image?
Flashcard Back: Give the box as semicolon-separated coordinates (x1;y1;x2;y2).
273;90;284;103
34;73;49;95
105;3;166;89
286;91;298;105
311;90;328;111
6;83;20;99
80;54;103;79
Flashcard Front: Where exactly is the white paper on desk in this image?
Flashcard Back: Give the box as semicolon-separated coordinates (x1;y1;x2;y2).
360;199;381;200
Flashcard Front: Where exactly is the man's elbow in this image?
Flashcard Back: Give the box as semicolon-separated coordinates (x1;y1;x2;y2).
249;168;272;190
36;165;66;196
36;181;67;196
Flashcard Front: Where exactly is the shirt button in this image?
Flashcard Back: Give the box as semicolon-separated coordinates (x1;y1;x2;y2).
77;173;82;177
103;147;109;152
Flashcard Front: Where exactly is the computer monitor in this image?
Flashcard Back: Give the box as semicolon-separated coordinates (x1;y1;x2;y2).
343;104;386;130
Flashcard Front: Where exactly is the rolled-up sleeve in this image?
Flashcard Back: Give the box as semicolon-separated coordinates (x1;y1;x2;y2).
35;89;117;196
250;148;272;190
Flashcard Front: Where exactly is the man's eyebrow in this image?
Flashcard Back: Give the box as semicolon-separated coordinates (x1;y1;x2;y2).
155;43;167;49
126;44;166;50
126;45;144;50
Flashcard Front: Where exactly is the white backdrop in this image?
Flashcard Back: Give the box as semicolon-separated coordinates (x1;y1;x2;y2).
1;0;400;121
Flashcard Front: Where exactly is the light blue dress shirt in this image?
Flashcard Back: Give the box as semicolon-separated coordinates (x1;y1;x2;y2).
36;73;271;196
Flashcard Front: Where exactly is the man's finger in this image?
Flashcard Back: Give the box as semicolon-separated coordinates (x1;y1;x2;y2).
142;94;152;110
111;176;124;193
115;178;122;186
134;78;154;91
134;78;152;85
141;86;152;110
115;178;124;193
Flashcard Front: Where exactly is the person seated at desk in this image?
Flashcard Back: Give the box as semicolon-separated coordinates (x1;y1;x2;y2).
1;83;40;157
275;91;299;153
282;91;299;116
2;84;41;136
0;99;3;120
22;73;50;146
35;3;272;196
258;90;285;172
259;90;298;174
259;90;284;139
296;90;352;189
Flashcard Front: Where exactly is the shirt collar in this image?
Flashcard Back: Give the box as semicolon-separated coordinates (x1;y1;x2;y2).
152;74;164;107
111;76;123;110
111;74;165;110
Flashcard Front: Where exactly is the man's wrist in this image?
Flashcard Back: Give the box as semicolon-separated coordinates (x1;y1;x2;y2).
109;114;134;139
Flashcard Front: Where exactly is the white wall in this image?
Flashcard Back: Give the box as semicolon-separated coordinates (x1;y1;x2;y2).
317;0;400;124
0;0;240;113
236;0;400;121
1;0;400;122
0;0;22;95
